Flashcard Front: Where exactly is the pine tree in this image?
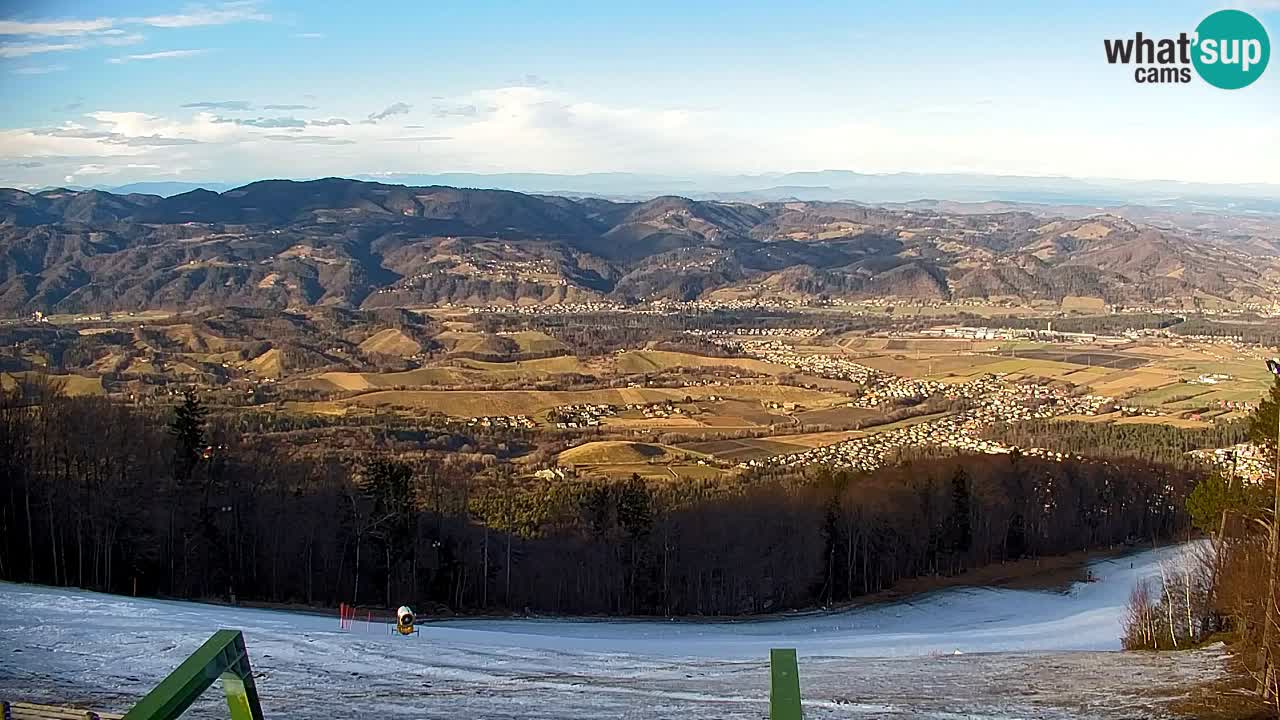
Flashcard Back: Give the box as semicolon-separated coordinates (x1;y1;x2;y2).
168;391;207;483
949;467;973;557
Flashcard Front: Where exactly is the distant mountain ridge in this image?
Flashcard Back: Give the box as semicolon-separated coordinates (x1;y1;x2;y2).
32;171;1280;211
0;177;1275;314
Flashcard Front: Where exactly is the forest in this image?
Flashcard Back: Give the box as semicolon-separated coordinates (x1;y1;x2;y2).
1122;377;1280;712
0;378;1199;616
984;418;1249;468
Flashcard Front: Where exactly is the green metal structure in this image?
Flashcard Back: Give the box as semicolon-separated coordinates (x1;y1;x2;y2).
769;647;802;720
122;629;264;720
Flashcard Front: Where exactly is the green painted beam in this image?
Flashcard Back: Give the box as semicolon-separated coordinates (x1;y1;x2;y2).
769;648;802;720
123;629;264;720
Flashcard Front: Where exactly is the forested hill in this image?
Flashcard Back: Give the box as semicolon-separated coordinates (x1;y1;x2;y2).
1;178;1276;314
3;381;1195;616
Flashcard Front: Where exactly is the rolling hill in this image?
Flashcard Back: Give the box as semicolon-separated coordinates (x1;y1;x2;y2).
1;178;1276;314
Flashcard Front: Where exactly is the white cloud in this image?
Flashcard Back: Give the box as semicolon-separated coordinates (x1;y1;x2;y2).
137;3;270;29
108;49;209;64
0;2;266;60
292;32;325;39
0;18;114;36
70;164;113;176
182;100;254;111
10;64;67;75
86;111;237;143
4;85;1276;187
0;41;86;58
99;32;146;47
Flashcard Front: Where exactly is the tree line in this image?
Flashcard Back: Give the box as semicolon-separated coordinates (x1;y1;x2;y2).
1123;377;1280;712
984;418;1249;468
1;378;1197;616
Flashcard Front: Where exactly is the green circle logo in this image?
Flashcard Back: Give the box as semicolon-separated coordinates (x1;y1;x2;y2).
1193;9;1270;89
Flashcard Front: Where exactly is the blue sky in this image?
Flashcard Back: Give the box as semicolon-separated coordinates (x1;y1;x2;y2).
0;0;1277;188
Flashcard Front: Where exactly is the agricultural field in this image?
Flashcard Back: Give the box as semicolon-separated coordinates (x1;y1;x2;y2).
613;350;788;376
841;338;1269;402
1014;350;1149;369
290;350;789;394
556;441;724;481
357;328;422;357
1;372;103;396
290;384;851;420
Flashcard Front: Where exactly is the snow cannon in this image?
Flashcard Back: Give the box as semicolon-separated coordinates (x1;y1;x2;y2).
396;605;415;636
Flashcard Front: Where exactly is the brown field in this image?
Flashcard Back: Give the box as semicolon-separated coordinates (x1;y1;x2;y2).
557;441;724;482
459;356;592;374
435;330;515;356
247;348;284;378
503;331;569;355
294;383;850;418
577;463;726;482
1089;369;1182;396
973;357;1086;379
1056;412;1212;429
358;328;422;357
293;351;791;396
678;437;809;461
559;440;710;465
794;405;881;426
613;350;788;376
304;367;472;392
1;372;103;396
604;416;707;429
1058;367;1117;385
1060;295;1107;312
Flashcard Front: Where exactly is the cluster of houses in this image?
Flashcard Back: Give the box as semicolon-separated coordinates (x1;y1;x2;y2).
546;401;699;429
648;298;810;313
685;327;824;338
919;325;1107;344
744;371;1113;473
465;415;536;430
828;297;1016;310
1217;399;1259;412
548;404;616;428
719;338;945;408
1240;301;1280;318
635;402;689;419
1189;443;1273;484
474;301;628;314
472;297;813;316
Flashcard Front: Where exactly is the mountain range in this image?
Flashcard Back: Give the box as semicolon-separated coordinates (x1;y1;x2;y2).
52;171;1280;213
1;177;1277;315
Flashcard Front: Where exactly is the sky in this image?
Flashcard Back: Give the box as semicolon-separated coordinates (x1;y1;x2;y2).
0;0;1277;189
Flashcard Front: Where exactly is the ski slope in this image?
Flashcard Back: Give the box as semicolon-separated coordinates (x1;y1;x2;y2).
0;544;1225;719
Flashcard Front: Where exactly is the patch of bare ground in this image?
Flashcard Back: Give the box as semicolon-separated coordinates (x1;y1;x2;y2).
1163;651;1272;720
838;546;1132;610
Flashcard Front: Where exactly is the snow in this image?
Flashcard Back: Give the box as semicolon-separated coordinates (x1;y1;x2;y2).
0;544;1227;719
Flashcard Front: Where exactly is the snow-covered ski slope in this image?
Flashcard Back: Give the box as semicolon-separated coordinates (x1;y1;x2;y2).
0;544;1225;719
